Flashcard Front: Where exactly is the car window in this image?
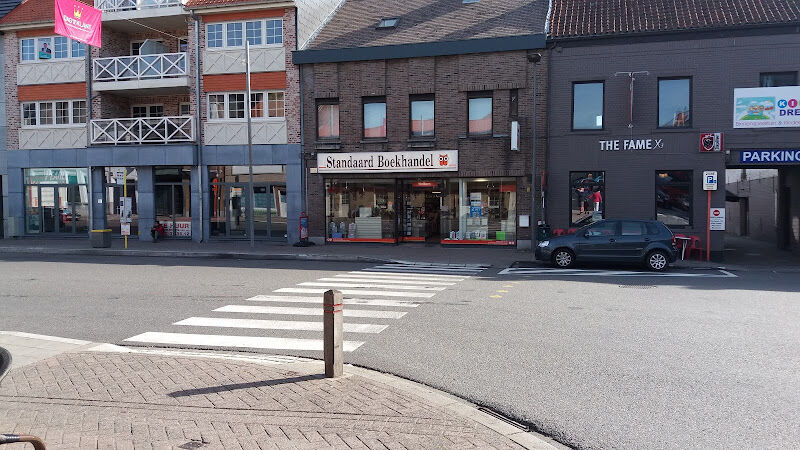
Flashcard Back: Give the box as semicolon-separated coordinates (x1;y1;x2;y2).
621;221;645;236
646;223;660;235
587;221;617;237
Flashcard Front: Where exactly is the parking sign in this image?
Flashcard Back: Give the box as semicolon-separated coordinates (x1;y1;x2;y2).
703;171;717;191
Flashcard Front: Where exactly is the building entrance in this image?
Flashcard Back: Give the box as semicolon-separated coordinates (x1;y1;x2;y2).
400;180;442;243
210;183;287;240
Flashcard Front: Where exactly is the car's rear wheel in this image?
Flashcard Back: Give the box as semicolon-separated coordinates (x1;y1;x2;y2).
646;250;669;272
552;248;575;268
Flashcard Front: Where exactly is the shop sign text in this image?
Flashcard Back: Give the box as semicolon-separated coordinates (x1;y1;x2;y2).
599;138;664;151
317;150;458;173
739;149;800;164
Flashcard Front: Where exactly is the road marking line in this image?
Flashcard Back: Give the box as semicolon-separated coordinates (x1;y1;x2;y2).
246;295;419;308
352;271;468;280
275;287;436;298
124;332;364;352
497;290;508;293
215;304;407;319
497;267;739;278
174;317;388;333
370;266;484;274
503;285;514;288
320;277;456;286
387;262;489;268
299;282;446;291
490;295;502;298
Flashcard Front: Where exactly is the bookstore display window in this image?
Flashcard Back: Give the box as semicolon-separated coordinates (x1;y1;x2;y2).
325;179;396;242
441;178;517;245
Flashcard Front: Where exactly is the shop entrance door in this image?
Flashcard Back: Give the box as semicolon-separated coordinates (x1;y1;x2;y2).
213;183;286;240
28;185;88;235
401;180;442;243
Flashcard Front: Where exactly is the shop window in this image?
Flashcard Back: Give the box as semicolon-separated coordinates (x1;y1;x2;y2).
317;100;340;139
104;167;138;237
570;171;605;227
760;72;797;87
410;95;434;137
23;169;89;235
363;97;386;139
440;178;517;244
325;179;395;242
572;81;603;130
467;92;492;135
656;170;693;227
658;78;691;128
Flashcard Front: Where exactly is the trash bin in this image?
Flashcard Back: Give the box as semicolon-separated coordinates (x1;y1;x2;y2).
537;224;551;241
90;229;112;248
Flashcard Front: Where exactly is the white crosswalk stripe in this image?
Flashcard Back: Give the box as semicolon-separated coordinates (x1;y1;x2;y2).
123;261;483;354
497;267;738;278
215;304;408;319
174;317;388;334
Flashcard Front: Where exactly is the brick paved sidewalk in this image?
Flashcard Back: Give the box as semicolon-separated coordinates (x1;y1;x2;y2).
0;347;555;449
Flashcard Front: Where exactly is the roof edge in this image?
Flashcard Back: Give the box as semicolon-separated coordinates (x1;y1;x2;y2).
188;1;293;13
293;33;546;64
0;21;53;31
549;21;800;42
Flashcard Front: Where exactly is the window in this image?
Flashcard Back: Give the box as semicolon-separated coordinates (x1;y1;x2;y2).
441;178;517;244
54;36;69;58
21;39;35;61
179;102;191;116
468;93;492;135
572;82;603;130
317;100;339;139
71;40;85;58
268;92;284;118
22;100;86;126
509;89;519;118
377;18;399;29
130;39;164;56
226;22;243;47
656;171;693;227
207;24;223;48
132;105;164;118
621;221;646;236
363;97;387;138
570;171;605;227
178;38;188;53
209;94;225;119
266;19;283;44
246;21;262;45
586;221;617;237
228;93;245;119
658;78;691;128
410;95;434;137
37;37;52;59
760;72;797;87
250;92;264;118
325;179;396;241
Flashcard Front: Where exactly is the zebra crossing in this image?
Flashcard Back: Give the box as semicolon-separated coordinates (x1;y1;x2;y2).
124;262;489;353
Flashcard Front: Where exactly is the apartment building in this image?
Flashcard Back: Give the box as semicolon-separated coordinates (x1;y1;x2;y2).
0;0;341;242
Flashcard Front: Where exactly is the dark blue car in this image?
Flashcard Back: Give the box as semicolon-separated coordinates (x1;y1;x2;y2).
535;219;678;271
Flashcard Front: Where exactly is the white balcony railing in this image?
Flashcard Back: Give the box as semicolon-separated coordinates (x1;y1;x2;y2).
96;0;181;12
93;53;187;82
91;116;194;145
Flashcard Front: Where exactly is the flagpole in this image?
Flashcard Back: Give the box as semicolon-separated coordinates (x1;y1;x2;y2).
245;41;255;249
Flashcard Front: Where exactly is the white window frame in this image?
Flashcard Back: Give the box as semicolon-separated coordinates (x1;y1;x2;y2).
20;35;86;62
206;91;285;122
179;102;191;116
21;100;87;128
206;18;283;49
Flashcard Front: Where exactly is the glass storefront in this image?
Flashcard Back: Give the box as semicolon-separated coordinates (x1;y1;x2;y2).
570;171;605;227
324;177;517;245
154;166;192;238
209;165;287;240
104;167;138;237
24;168;89;235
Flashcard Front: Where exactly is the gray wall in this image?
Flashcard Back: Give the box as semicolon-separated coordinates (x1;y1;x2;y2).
548;29;800;260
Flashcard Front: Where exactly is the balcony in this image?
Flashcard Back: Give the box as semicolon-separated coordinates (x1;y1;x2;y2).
97;0;186;31
91;116;195;145
93;53;189;95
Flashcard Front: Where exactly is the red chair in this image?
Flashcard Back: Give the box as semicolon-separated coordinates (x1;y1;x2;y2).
567;228;578;234
686;235;704;260
552;228;566;236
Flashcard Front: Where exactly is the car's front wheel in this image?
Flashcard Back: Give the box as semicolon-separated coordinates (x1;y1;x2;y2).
646;250;669;272
552;248;575;268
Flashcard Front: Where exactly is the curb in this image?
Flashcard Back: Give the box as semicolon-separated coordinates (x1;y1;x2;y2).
0;246;398;264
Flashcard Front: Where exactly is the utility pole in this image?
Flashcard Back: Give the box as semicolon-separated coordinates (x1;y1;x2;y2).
528;53;541;254
245;41;255;248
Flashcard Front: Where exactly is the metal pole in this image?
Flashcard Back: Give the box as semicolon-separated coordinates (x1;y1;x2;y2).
528;53;541;253
245;41;255;248
192;13;204;243
124;168;128;249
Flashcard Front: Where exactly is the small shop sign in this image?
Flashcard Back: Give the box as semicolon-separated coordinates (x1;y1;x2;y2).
700;133;723;152
599;138;664;151
734;86;800;128
317;150;458;173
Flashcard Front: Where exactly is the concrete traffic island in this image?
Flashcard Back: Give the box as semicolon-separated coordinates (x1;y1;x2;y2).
0;332;560;449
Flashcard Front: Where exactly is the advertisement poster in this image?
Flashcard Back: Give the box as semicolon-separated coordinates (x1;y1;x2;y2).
164;221;191;237
54;0;102;48
734;87;800;128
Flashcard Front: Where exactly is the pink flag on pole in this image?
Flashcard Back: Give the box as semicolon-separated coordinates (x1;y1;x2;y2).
54;0;102;48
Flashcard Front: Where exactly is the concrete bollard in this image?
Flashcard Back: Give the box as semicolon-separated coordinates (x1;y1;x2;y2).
323;289;343;378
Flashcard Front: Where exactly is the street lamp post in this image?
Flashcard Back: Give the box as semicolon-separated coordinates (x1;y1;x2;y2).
528;53;542;254
245;41;255;248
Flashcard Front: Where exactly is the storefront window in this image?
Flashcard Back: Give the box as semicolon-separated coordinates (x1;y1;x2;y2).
104;167;138;237
656;170;693;227
570;171;605;227
441;178;516;245
24;168;89;235
658;78;691;128
154;166;192;238
572;82;604;130
325;179;395;242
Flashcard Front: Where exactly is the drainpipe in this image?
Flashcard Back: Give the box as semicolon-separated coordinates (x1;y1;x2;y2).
191;11;204;242
528;53;541;252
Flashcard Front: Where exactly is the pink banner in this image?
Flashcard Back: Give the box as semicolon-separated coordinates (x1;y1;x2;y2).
54;0;102;48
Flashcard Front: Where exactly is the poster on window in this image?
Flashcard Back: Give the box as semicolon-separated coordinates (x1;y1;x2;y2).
734;87;800;128
164;221;191;237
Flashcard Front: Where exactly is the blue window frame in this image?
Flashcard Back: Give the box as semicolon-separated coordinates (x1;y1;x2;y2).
266;19;282;44
226;22;243;47
207;23;223;48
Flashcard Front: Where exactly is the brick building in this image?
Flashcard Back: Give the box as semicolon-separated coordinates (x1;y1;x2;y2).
293;0;549;248
0;0;342;242
546;0;800;260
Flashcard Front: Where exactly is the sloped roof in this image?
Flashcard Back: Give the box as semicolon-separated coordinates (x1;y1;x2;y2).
185;0;286;9
0;0;23;20
549;0;800;38
0;0;92;26
307;0;549;50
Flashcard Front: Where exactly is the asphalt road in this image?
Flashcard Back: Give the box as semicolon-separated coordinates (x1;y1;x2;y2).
1;254;799;449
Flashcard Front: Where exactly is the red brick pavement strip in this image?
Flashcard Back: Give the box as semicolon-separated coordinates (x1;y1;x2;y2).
0;352;526;449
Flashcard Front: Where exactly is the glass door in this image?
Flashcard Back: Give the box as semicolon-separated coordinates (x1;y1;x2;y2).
253;186;270;238
41;186;57;233
270;185;287;240
228;185;247;237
